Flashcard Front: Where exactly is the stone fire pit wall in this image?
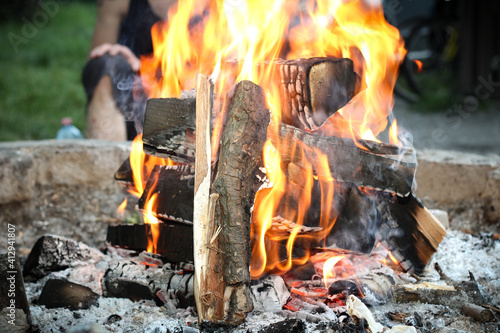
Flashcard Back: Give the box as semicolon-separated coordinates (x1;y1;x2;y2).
0;140;499;258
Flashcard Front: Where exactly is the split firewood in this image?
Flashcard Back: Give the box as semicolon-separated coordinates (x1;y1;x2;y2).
391;281;484;308
269;123;416;196
194;78;269;325
274;57;360;130
106;223;193;263
377;194;447;274
142;97;196;162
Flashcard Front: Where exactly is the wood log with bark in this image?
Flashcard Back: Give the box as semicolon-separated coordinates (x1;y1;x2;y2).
194;76;269;325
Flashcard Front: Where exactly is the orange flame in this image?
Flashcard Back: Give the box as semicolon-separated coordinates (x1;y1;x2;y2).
138;0;406;275
323;255;346;288
414;59;423;72
143;192;160;254
389;118;400;145
117;198;127;219
126;134;171;253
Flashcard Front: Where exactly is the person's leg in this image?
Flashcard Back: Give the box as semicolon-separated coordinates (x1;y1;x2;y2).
85;75;127;140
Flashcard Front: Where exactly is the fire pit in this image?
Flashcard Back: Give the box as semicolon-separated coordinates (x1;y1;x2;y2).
1;0;500;332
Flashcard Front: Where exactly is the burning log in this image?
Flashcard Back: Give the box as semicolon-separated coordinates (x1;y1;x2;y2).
137;164;195;223
275;56;360;130
106;223;193;263
270;123;416;196
377;194;447;274
194;77;269;325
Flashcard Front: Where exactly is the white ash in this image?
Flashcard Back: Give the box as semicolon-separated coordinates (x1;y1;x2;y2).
24;230;499;332
30;297;180;333
431;230;500;304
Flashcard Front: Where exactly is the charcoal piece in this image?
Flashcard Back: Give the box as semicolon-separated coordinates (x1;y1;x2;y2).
0;254;32;331
104;314;122;325
38;279;99;310
461;304;495;322
23;235;104;281
103;278;157;304
259;319;306;333
328;280;362;297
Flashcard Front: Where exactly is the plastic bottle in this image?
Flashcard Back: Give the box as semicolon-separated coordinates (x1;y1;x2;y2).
56;117;83;139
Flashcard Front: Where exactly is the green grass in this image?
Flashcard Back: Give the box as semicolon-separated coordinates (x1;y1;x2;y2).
0;1;95;141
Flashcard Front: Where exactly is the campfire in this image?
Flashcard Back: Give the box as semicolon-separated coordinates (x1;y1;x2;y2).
8;0;500;332
111;0;448;326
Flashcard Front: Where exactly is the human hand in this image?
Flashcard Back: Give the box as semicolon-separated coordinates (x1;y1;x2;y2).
89;43;141;72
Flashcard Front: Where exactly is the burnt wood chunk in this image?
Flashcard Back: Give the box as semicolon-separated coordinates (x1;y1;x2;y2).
0;254;32;330
137;164;195;223
38;279;99;310
276;57;360;130
377;194;447;274
23;235;104;281
142;97;196;163
270;123;416;195
106;223;193;262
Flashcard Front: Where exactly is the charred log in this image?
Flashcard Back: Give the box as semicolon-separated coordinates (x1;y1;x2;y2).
270;123;416;196
106;223;193;263
0;254;32;330
137;164;195;223
102;260;194;308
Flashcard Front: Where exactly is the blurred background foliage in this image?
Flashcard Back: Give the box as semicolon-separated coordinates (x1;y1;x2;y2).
0;0;95;141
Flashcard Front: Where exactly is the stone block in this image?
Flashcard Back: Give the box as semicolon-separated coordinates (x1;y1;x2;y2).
0;151;35;204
